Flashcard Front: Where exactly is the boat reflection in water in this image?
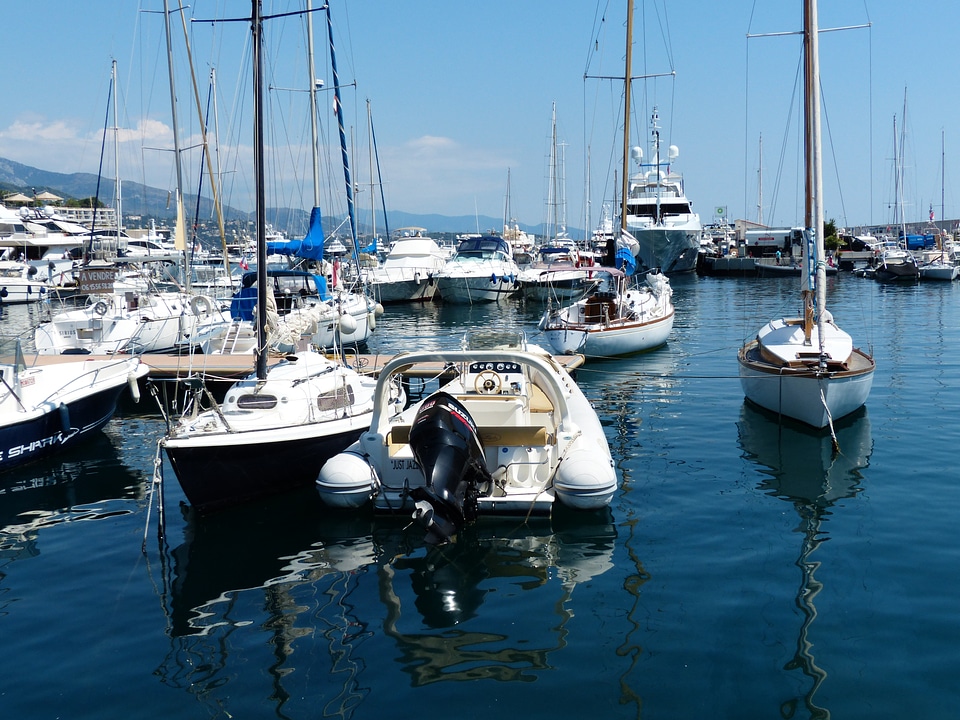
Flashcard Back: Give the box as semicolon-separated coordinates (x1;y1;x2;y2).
158;496;615;713
0;429;144;560
737;403;873;720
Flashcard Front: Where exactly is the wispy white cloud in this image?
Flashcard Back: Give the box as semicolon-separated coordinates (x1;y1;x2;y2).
0;117;81;143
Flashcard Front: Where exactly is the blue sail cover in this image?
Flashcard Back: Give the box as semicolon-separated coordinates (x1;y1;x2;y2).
615;247;637;275
299;206;326;259
264;208;326;260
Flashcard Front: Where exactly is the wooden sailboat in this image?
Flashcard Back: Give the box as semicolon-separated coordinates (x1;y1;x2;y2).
538;0;674;358
738;0;875;430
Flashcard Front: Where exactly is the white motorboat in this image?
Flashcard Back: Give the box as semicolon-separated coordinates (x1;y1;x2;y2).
317;331;618;543
0;260;51;304
874;244;919;282
435;235;520;304
917;247;958;281
918;259;958;281
538;268;674;357
517;242;599;303
738;0;875;431
34;288;228;355
0;340;147;471
364;234;446;303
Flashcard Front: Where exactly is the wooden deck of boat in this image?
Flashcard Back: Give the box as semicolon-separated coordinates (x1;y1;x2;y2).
9;351;585;381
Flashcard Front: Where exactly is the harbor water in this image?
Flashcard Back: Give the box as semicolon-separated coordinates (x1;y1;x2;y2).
1;273;958;719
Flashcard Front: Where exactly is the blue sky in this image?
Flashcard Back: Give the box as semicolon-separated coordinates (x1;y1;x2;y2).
1;1;957;235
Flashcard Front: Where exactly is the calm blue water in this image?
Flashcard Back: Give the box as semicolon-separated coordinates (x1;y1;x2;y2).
2;274;958;719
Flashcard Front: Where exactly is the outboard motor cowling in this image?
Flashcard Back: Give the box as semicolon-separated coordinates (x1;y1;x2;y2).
408;392;492;542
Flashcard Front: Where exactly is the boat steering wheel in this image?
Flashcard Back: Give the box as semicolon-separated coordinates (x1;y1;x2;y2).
474;370;502;395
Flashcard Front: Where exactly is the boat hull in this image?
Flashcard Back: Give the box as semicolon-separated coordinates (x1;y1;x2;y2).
0;282;49;304
919;264;958;281
0;359;143;471
738;341;876;428
165;423;367;514
372;277;437;303
542;313;673;357
628;226;701;274
436;274;518;304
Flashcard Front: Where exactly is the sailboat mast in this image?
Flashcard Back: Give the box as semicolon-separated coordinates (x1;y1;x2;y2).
306;0;321;209
112;60;122;248
804;0;825;316
252;0;268;380
325;4;359;257
369;105;391;244
941;129;945;225
162;0;189;289
620;0;634;234
162;0;184;200
757;133;764;225
367;99;376;243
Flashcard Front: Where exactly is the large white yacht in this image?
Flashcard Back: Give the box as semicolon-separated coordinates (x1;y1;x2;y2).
623;109;702;274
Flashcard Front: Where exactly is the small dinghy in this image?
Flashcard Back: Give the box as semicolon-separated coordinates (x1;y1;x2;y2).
317;331;618;542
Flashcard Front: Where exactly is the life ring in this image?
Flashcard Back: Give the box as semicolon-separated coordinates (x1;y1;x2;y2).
92;301;109;316
189;295;213;316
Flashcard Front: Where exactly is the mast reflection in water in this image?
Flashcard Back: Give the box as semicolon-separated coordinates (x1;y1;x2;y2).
157;491;616;715
737;403;873;719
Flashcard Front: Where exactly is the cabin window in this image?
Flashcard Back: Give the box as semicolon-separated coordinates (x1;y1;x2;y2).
317;385;355;412
237;394;278;410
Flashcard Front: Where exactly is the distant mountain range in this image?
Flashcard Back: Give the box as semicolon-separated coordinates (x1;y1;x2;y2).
0;156;558;238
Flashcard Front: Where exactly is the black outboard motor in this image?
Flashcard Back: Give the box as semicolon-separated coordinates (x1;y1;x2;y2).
408;392;492;543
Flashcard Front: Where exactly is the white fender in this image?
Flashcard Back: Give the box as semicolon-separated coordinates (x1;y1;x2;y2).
339;313;358;334
316;451;379;508
127;372;141;403
553;448;617;511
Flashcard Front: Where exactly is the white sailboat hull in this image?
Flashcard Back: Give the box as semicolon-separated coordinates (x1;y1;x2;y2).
539;269;674;358
739;336;875;429
543;313;673;357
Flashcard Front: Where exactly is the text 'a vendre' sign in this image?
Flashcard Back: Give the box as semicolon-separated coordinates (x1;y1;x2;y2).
77;267;117;295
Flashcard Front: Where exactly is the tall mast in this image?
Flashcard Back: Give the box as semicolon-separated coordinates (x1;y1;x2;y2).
367;98;376;243
620;0;634;234
162;0;184;199
326;3;359;257
757;133;764;225
112;59;122;247
176;3;227;280
548;102;558;241
252;0;267;380
369;104;391;244
941;129;945;225
306;0;321;209
804;0;826;328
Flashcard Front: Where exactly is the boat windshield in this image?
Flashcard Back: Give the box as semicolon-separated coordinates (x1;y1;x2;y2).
456;236;509;259
462;329;526;351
